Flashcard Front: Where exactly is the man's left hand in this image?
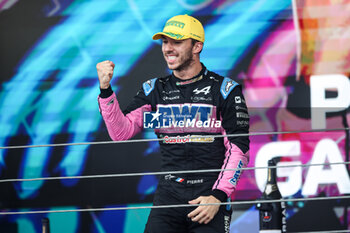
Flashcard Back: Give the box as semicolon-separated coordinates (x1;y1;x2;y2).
187;195;221;224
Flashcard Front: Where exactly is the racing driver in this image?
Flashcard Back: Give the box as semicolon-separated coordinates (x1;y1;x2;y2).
96;14;250;233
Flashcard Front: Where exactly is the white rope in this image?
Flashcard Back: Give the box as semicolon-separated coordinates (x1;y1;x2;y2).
0;195;348;215
292;231;350;233
1;161;349;183
0;128;348;150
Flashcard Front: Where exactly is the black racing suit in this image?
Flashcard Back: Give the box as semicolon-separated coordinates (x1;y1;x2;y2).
98;64;250;233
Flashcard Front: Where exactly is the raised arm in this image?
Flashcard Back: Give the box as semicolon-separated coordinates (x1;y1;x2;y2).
96;60;152;141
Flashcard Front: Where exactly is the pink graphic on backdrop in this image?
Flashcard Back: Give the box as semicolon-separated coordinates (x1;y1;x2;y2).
234;19;298;199
0;0;19;11
234;8;350;200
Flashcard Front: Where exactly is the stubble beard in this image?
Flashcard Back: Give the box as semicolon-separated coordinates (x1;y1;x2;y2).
165;47;195;72
174;50;194;72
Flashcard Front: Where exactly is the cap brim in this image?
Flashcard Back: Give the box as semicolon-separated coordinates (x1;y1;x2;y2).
152;32;165;40
152;32;189;41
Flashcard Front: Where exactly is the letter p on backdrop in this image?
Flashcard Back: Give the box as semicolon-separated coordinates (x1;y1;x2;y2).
311;74;350;129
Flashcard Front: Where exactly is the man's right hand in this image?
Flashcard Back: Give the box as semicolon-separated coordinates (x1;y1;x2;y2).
96;60;115;89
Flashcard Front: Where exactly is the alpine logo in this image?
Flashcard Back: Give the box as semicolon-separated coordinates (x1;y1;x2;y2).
193;86;211;95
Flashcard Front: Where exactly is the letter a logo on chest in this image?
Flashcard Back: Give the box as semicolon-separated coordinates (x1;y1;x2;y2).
193;86;211;95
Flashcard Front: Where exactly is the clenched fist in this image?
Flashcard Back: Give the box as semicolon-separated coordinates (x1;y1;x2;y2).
96;60;115;89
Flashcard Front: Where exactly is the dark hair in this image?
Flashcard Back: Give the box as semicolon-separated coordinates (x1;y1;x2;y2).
191;39;199;45
191;39;203;54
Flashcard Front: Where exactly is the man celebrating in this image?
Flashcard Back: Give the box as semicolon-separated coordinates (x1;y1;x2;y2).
97;14;249;233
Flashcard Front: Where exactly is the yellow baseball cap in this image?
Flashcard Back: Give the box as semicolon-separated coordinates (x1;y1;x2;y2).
152;14;205;42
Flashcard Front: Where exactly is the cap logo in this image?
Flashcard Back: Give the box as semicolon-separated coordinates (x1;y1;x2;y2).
164;32;184;40
152;14;204;43
190;33;201;39
165;20;185;29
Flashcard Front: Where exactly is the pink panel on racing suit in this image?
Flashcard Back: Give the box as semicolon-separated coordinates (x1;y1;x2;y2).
98;92;152;140
213;136;249;198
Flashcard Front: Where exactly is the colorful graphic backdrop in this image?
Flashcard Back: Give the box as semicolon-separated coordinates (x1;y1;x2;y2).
0;0;349;232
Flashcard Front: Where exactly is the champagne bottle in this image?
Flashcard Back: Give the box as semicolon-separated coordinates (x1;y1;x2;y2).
257;159;286;232
42;218;50;233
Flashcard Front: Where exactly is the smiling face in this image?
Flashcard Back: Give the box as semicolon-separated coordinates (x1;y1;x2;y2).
161;36;196;72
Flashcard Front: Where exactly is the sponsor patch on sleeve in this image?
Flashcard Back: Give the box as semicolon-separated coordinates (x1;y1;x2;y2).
220;77;238;99
107;97;115;106
143;78;157;96
229;160;244;186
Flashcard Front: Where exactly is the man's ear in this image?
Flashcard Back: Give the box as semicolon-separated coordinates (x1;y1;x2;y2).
193;42;203;54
